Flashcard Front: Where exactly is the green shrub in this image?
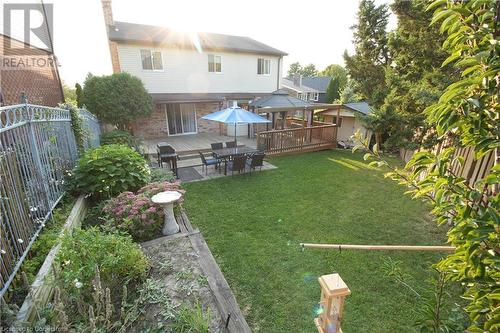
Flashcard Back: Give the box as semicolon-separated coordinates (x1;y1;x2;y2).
102;181;184;241
56;227;148;297
150;168;176;183
101;130;144;154
67;144;150;199
101;130;133;146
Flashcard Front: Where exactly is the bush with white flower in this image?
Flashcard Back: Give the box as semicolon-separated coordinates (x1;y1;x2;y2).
56;227;148;298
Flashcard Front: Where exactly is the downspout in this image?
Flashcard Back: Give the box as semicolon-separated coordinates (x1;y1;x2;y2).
41;0;64;104
277;56;282;90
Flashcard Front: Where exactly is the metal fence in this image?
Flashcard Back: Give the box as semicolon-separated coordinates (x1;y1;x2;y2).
0;104;100;298
80;109;101;149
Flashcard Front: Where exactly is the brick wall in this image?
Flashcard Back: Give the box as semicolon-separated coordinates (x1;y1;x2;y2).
0;35;64;106
131;102;222;139
196;102;222;134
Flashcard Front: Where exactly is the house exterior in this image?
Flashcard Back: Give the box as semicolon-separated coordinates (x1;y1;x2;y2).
101;0;286;139
0;34;64;107
281;75;332;103
316;102;373;144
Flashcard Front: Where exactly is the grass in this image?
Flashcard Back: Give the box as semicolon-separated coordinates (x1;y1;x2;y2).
183;150;449;332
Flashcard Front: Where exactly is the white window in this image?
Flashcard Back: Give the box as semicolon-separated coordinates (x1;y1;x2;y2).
309;93;319;101
208;54;222;73
141;50;163;71
257;58;270;75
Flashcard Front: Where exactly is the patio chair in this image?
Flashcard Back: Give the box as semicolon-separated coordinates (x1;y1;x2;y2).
210;142;224;165
211;142;223;150
225;141;236;148
157;143;178;177
246;153;265;173
226;155;247;175
199;152;220;175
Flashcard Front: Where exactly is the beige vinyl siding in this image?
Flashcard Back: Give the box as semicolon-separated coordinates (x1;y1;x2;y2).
117;44;281;94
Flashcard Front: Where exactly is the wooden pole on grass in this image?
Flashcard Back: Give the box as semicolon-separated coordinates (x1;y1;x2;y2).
300;243;456;252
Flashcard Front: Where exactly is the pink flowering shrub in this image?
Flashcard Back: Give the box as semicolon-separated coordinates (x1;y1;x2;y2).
103;191;163;241
102;181;185;241
137;181;185;201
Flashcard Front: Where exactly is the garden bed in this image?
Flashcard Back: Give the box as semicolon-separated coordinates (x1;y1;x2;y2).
1;195;79;327
137;234;222;331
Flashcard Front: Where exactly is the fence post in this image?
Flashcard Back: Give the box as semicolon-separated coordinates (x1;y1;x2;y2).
25;104;51;211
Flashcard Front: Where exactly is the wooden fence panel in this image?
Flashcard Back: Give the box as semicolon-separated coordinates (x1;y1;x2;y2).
399;145;494;186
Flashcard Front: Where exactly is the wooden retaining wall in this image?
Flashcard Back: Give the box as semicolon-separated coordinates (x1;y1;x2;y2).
16;195;87;324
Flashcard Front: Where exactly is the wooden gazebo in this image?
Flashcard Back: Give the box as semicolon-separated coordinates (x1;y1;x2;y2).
249;90;339;155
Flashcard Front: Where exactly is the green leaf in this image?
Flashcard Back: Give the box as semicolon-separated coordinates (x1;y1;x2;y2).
442;51;461;67
431;9;454;25
426;0;446;12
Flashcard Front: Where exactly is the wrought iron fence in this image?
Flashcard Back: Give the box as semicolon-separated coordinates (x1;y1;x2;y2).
79;109;100;149
0;104;100;298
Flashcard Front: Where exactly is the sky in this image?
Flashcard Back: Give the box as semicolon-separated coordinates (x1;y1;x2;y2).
1;0;395;86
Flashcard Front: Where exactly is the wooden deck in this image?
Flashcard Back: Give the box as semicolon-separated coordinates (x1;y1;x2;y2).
143;133;257;154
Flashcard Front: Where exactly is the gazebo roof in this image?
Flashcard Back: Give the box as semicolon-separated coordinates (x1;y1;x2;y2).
249;89;311;110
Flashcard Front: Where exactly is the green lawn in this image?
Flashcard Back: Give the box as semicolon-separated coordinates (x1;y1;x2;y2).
183;150;448;332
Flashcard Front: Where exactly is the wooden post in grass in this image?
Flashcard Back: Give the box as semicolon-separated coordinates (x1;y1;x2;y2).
300;243;456;252
315;273;350;333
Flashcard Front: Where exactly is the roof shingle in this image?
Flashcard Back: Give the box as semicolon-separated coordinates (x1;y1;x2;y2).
108;21;287;56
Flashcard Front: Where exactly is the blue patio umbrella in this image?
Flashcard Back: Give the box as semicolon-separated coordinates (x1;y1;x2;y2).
201;106;271;144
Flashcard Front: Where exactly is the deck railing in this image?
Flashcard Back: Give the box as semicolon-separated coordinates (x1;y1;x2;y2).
0;104;100;298
257;124;337;155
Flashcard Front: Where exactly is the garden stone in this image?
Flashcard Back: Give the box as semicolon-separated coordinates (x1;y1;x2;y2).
151;191;182;235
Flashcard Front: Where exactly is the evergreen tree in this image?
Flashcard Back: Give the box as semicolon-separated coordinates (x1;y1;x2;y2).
344;0;389;108
325;77;340;103
381;0;457;149
75;83;83;108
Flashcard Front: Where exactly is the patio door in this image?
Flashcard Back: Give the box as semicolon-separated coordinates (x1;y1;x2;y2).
166;103;197;135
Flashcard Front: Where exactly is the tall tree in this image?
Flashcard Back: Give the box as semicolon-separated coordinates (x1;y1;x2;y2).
75;83;83;108
82;73;153;130
357;1;500;331
344;0;390;108
301;64;317;77
338;80;362;104
325;77;340;103
381;0;457;149
287;62;318;78
319;64;348;88
287;62;302;78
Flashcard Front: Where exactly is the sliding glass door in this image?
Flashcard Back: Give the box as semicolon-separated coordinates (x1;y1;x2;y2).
166;103;197;135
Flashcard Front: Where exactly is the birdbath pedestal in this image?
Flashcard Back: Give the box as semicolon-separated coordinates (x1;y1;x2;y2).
151;191;183;236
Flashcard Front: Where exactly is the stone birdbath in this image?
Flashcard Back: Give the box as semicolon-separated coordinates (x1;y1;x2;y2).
151;191;183;235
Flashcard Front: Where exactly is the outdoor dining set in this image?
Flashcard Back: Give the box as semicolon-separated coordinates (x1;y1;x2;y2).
199;141;265;176
157;104;271;178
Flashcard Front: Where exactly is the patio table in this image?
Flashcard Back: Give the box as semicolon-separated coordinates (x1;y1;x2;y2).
212;146;259;175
